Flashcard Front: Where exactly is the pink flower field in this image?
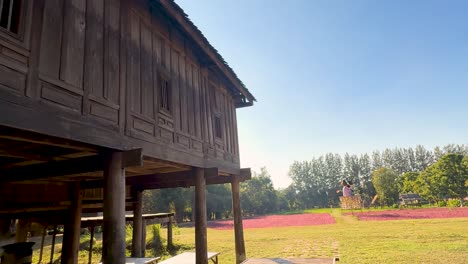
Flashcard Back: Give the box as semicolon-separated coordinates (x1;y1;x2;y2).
349;207;468;221
207;213;336;230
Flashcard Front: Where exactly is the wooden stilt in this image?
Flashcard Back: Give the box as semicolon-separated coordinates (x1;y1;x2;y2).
167;220;173;250
194;168;208;264
141;219;146;257
61;182;83;264
50;225;57;264
15;219;29;242
88;226;95;264
132;189;143;257
102;151;126;264
231;175;246;263
38;226;46;263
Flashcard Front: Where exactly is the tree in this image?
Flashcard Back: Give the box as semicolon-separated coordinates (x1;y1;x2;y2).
371;151;383;172
372;168;399;206
416;154;468;203
415;145;434;171
241;167;278;215
396;172;419;194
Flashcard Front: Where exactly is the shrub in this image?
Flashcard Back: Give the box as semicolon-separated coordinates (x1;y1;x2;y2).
447;199;461;208
151;224;164;255
437;200;447;207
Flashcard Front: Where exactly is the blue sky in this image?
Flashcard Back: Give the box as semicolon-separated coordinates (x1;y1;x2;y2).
176;0;468;188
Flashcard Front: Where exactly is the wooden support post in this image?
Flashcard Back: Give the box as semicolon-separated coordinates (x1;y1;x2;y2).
50;225;57;264
61;182;83;264
88;226;95;264
194;168;208;264
231;175;246;263
102;152;126;264
141;219;146;257
15;219;29;242
38;226;46;263
132;189;143;257
167;220;173;250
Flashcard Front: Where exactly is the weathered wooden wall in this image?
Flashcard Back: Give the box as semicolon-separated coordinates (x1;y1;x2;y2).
0;0;242;173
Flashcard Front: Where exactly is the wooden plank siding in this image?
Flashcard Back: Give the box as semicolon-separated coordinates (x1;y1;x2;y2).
0;0;244;174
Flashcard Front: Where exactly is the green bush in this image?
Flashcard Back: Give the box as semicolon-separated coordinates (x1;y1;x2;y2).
446;199;461;207
437;200;447;207
151;224;164;255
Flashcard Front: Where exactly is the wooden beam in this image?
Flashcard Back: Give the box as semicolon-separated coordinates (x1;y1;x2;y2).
231;175;246;263
88;226;95;264
15;219;29;242
136;173;247;190
131;190;143;257
194;168;208;264
61;182;83;264
0;127;97;152
102;152;126;264
0;155;103;182
81;167;218;189
0;149;142;182
50;225;57;264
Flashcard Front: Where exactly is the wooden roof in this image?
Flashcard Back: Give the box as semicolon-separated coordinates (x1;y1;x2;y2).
153;0;256;107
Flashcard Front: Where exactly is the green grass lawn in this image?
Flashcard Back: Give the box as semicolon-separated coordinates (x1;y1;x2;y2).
31;209;468;263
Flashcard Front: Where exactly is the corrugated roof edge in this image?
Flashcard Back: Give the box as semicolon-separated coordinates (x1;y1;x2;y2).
157;0;256;104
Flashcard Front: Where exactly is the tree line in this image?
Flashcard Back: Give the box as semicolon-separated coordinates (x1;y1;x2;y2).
142;144;468;222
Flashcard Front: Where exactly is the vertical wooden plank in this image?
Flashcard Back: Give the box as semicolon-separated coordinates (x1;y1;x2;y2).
119;0;128;133
187;63;195;136
103;152;126;264
194;67;201;139
131;189;143;257
84;0;104;101
152;35;161;119
179;53;187;133
38;0;64;78
141;219;146;257
164;41;171;71
167;220;173;250
61;182;83;264
201;75;209;142
50;225;57;263
233;105;240;156
88;226;95;264
171;49;181;131
38;226;46;263
15;219;28;242
153;35;162;65
128;12;141;113
104;0;121;103
231;175;246;263
140;22;154;119
224;93;231;153
25;0;45;98
60;0;86;88
194;168;208;264
206;82;214;145
229;100;236;154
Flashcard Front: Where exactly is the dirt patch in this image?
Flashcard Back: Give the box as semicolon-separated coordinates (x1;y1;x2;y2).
349;207;468;221
207;213;336;230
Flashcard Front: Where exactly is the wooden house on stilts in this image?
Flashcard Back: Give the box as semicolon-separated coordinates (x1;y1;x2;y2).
0;0;255;263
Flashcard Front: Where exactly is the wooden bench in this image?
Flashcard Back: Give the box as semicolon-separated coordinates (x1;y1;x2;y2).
99;257;160;264
159;252;219;264
399;193;425;207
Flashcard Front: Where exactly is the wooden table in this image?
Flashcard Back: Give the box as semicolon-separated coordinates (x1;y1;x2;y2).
99;257;160;264
159;252;219;264
242;258;336;264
